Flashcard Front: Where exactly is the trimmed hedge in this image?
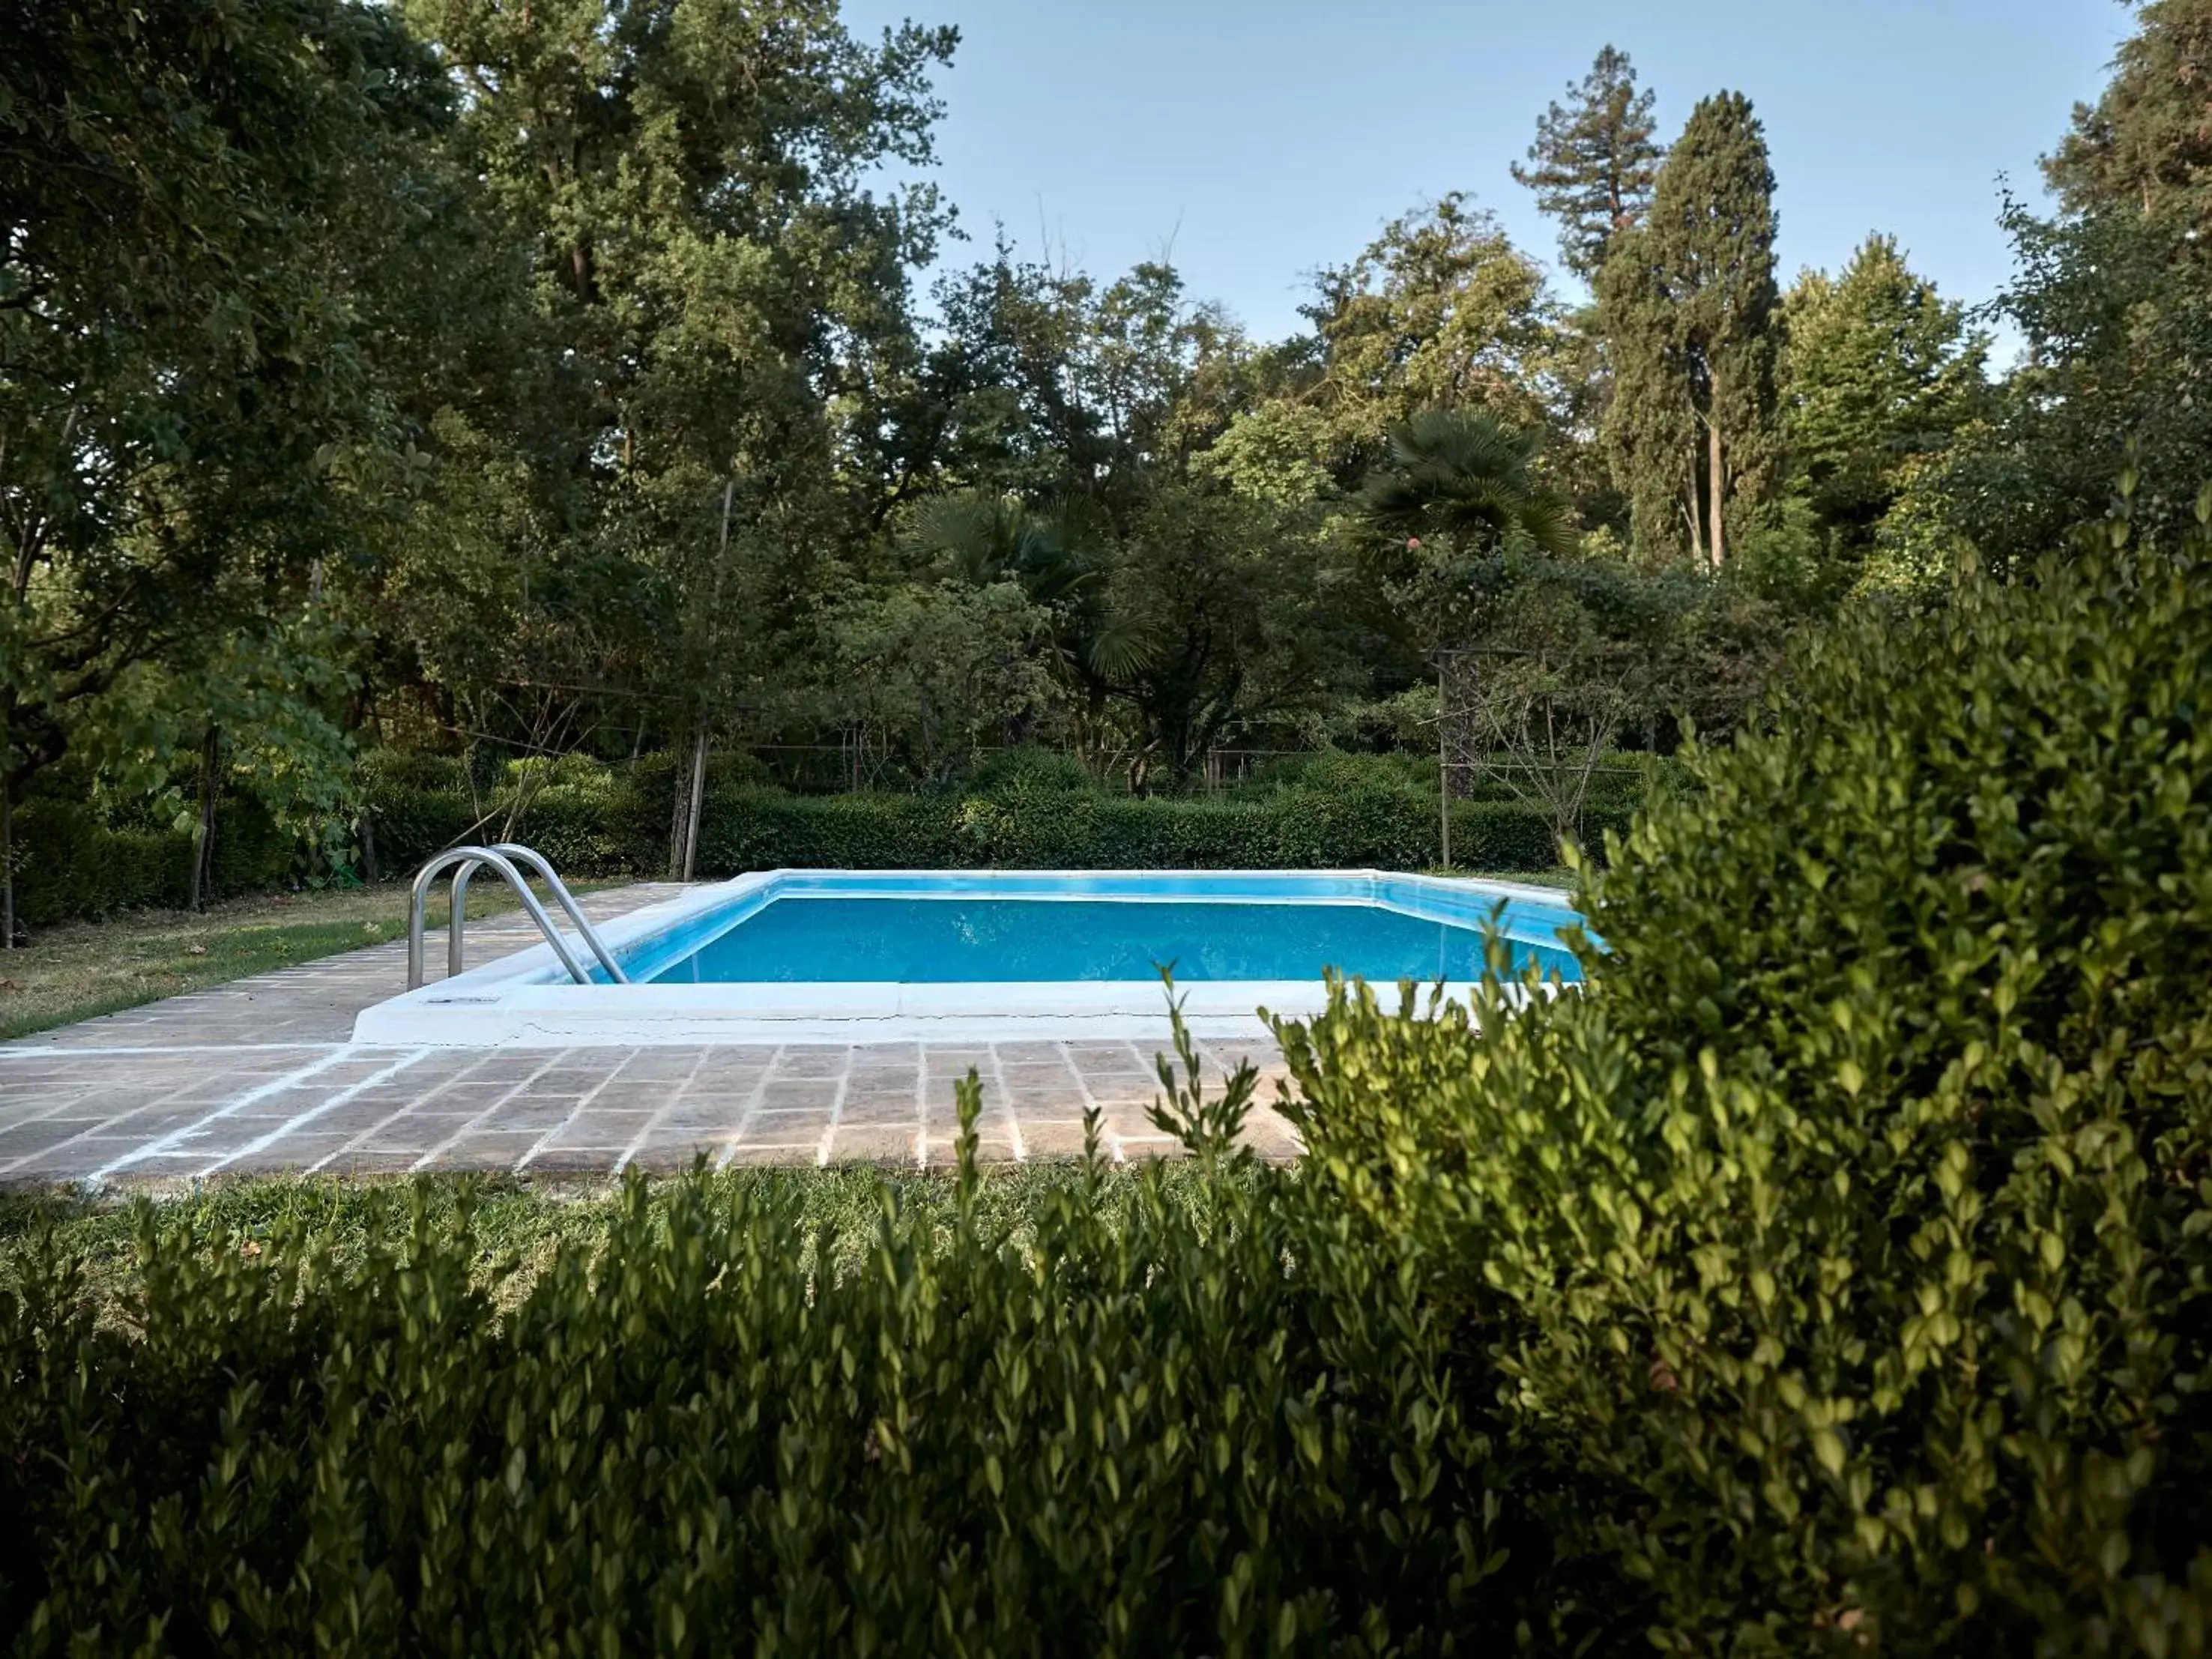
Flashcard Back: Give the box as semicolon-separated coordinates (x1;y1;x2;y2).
0;1074;1538;1652
7;797;294;928
368;772;1583;880
13;748;1612;929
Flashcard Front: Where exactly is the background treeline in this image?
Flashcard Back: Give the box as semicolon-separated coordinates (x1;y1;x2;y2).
4;0;2205;921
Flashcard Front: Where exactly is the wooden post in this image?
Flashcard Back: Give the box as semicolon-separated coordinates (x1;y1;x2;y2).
191;725;220;910
1439;707;1451;871
681;728;708;883
1;761;13;950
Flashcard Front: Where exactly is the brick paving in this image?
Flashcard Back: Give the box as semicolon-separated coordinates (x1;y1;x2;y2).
0;883;1296;1186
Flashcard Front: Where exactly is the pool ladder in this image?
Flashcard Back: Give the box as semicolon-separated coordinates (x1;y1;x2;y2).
405;844;631;990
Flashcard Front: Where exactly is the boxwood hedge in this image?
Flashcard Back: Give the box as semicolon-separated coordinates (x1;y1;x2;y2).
0;1073;1544;1655
14;743;1612;928
364;771;1581;883
1279;520;2212;1652
7;797;297;928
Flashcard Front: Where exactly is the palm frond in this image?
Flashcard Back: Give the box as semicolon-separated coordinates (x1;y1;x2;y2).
1084;617;1164;681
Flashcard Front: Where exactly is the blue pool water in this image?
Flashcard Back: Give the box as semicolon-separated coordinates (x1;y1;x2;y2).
643;896;1581;985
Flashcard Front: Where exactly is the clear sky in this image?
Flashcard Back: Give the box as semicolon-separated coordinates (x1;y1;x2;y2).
840;0;2132;354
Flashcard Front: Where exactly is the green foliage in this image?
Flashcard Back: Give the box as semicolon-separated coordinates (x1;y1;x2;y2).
1600;91;1783;567
1305;195;1556;463
1;0;446;790
967;746;1096;796
1449;799;1568;871
1354;409;1580;654
0;1097;1524;1652
7;800;294;928
821;580;1059;784
1511;45;1665;284
1096;488;1353;782
1783;235;1991;551
2043;0;2212;222
349;750;1592;880
1279;521;2212;1651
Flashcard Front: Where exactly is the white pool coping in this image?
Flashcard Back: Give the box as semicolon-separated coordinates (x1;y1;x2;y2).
353;868;1584;1048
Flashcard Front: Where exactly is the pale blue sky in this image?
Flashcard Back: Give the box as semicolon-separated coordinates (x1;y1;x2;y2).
842;0;2132;356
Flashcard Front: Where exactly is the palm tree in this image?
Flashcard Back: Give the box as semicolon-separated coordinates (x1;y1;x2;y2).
1355;409;1582;815
904;491;1159;765
1355;408;1578;572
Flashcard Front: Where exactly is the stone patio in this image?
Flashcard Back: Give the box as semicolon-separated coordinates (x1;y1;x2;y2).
0;883;1298;1185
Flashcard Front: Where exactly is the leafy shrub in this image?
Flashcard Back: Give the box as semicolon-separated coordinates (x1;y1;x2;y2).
967;745;1095;795
359;782;479;874
357;751;469;795
0;1075;1532;1653
1279;525;2212;1652
1277;779;1436;869
1081;797;1285;868
7;797;297;927
1446;799;1559;872
698;789;961;872
6;803;194;925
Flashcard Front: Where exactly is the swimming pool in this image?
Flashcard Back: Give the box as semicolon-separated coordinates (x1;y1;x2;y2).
354;870;1586;1046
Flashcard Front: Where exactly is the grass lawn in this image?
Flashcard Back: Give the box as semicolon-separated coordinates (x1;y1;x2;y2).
0;880;620;1044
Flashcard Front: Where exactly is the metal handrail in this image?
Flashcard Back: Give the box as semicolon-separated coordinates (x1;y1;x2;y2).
407;846;591;990
448;842;629;984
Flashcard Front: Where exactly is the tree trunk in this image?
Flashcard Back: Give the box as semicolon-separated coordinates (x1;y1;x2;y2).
191;725;220;911
1438;710;1452;871
359;809;380;885
1;763;13;950
1707;372;1726;570
1683;477;1705;566
682;729;708;883
1437;647;1479;800
667;477;735;880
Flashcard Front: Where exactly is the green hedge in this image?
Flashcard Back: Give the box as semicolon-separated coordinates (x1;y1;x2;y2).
0;1078;1537;1652
366;773;1583;880
1280;525;2212;1650
7;797;294;928
12;752;1609;929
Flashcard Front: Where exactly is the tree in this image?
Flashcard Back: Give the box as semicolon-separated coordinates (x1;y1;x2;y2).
405;0;958;865
1304;196;1556;471
1353;410;1579;800
1097;490;1344;785
2046;0;2212;221
1511;45;1666;285
821;579;1057;784
1599;92;1783;567
1;0;451;938
1783;235;1989;549
1894;1;2212;571
902;239;1109;505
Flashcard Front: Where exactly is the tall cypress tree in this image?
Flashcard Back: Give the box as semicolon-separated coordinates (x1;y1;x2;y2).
1511;46;1665;284
1598;92;1782;566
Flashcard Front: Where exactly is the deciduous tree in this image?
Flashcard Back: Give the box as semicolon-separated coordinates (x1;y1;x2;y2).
1783;235;1989;549
1;0;449;937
